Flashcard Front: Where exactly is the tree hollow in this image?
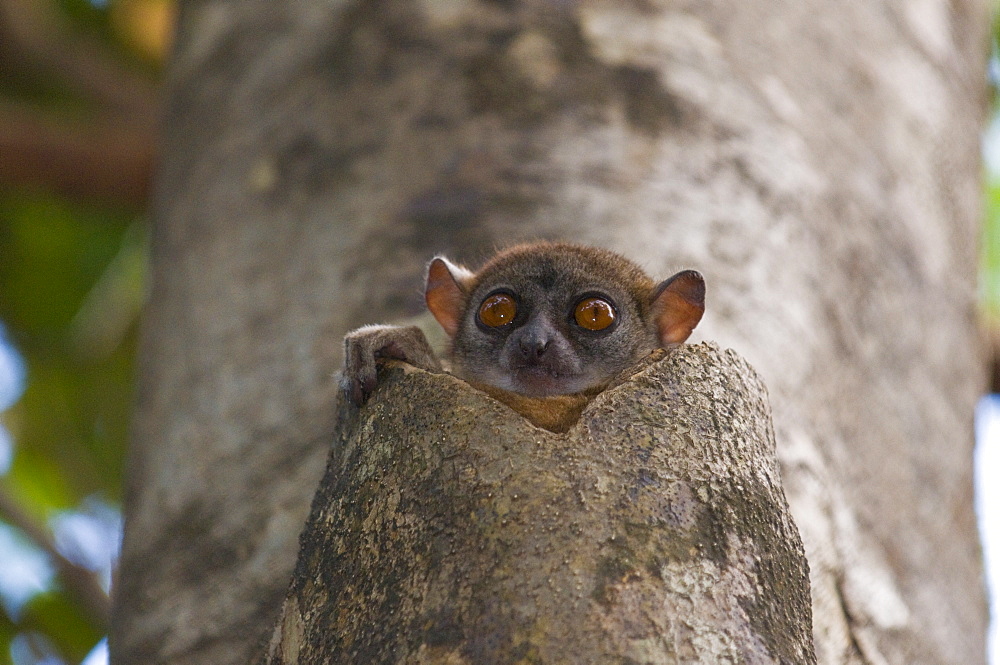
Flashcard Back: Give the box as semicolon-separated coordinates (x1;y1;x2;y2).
262;343;815;664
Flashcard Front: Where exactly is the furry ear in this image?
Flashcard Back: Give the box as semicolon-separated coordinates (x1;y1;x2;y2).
425;257;474;338
650;270;705;347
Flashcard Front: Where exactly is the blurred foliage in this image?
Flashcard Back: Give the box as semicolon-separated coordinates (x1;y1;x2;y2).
0;193;141;514
983;9;1000;327
0;0;170;661
984;180;1000;324
0;189;143;664
15;592;102;663
55;0;173;67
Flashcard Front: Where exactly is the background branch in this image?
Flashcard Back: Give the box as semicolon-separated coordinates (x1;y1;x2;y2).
0;103;153;205
0;0;159;117
0;483;110;629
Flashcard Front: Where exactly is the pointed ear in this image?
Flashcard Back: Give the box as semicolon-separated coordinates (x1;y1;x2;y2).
650;270;705;347
425;257;474;338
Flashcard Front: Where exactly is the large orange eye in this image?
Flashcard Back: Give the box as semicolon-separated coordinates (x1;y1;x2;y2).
574;297;615;331
478;293;517;327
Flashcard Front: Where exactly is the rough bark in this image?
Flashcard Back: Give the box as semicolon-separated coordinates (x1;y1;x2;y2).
262;345;815;665
112;1;990;665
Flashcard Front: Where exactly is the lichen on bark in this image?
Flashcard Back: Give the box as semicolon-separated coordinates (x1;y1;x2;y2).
262;343;814;664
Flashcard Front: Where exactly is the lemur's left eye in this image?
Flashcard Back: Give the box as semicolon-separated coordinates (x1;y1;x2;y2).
574;297;615;331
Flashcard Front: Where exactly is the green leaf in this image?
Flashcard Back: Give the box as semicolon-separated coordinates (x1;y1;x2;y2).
18;590;103;663
981;176;1000;324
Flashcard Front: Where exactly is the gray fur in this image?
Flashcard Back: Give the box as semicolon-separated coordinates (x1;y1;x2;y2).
449;251;659;396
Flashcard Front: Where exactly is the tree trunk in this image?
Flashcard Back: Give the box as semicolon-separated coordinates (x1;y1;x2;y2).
260;346;815;664
111;2;990;665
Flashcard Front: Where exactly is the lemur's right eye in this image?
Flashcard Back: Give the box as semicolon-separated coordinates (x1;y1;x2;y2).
478;294;517;327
